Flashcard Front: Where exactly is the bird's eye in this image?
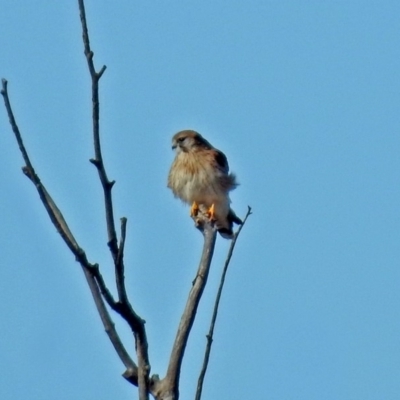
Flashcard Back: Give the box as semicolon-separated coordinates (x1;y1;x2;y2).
177;137;185;143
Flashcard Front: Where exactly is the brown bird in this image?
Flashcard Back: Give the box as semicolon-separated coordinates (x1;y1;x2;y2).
168;130;242;238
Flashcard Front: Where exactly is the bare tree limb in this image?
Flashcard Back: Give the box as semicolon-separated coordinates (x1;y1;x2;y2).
77;0;117;258
195;206;252;400
153;218;217;399
77;1;150;397
82;267;139;383
0;78;138;382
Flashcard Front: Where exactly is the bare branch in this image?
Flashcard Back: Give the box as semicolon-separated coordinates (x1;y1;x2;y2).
77;0;146;330
77;0;119;259
82;267;139;382
2;79;79;256
195;207;252;400
158;217;217;398
77;1;151;396
0;78;138;381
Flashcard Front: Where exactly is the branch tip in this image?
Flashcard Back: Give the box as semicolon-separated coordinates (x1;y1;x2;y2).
1;78;7;94
97;65;107;79
122;368;139;385
89;158;99;166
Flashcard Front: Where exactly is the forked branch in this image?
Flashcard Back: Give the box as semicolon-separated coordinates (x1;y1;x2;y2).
149;216;217;400
195;207;252;400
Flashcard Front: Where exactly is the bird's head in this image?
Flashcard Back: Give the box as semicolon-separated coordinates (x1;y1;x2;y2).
171;130;212;153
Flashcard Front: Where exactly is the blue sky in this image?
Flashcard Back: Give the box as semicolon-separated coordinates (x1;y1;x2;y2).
1;1;400;399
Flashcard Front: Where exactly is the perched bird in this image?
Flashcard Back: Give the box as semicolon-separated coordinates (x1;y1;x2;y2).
168;130;242;238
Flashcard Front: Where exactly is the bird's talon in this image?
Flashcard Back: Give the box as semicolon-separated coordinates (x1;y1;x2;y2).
206;204;216;221
190;202;199;217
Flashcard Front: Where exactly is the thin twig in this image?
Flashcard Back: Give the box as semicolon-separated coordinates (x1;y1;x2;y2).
1;80;33;171
162;220;217;397
195;207;252;400
0;78;138;381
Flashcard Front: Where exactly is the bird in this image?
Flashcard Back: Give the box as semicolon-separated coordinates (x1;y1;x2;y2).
167;130;242;239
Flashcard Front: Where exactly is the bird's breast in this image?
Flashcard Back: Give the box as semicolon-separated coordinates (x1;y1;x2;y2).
168;152;224;205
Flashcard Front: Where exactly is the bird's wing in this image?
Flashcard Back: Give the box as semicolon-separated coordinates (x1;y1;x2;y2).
214;149;230;174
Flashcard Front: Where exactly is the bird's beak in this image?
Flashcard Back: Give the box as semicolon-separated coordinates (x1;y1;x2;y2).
172;144;177;150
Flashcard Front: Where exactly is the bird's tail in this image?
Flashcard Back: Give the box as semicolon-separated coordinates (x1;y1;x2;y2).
217;209;243;239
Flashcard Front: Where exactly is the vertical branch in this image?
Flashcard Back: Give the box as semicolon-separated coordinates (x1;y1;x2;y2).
77;0;117;257
164;222;217;397
195;207;252;400
77;1;151;397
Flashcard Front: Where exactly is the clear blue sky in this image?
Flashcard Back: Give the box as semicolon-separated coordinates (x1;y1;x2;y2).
1;1;399;399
